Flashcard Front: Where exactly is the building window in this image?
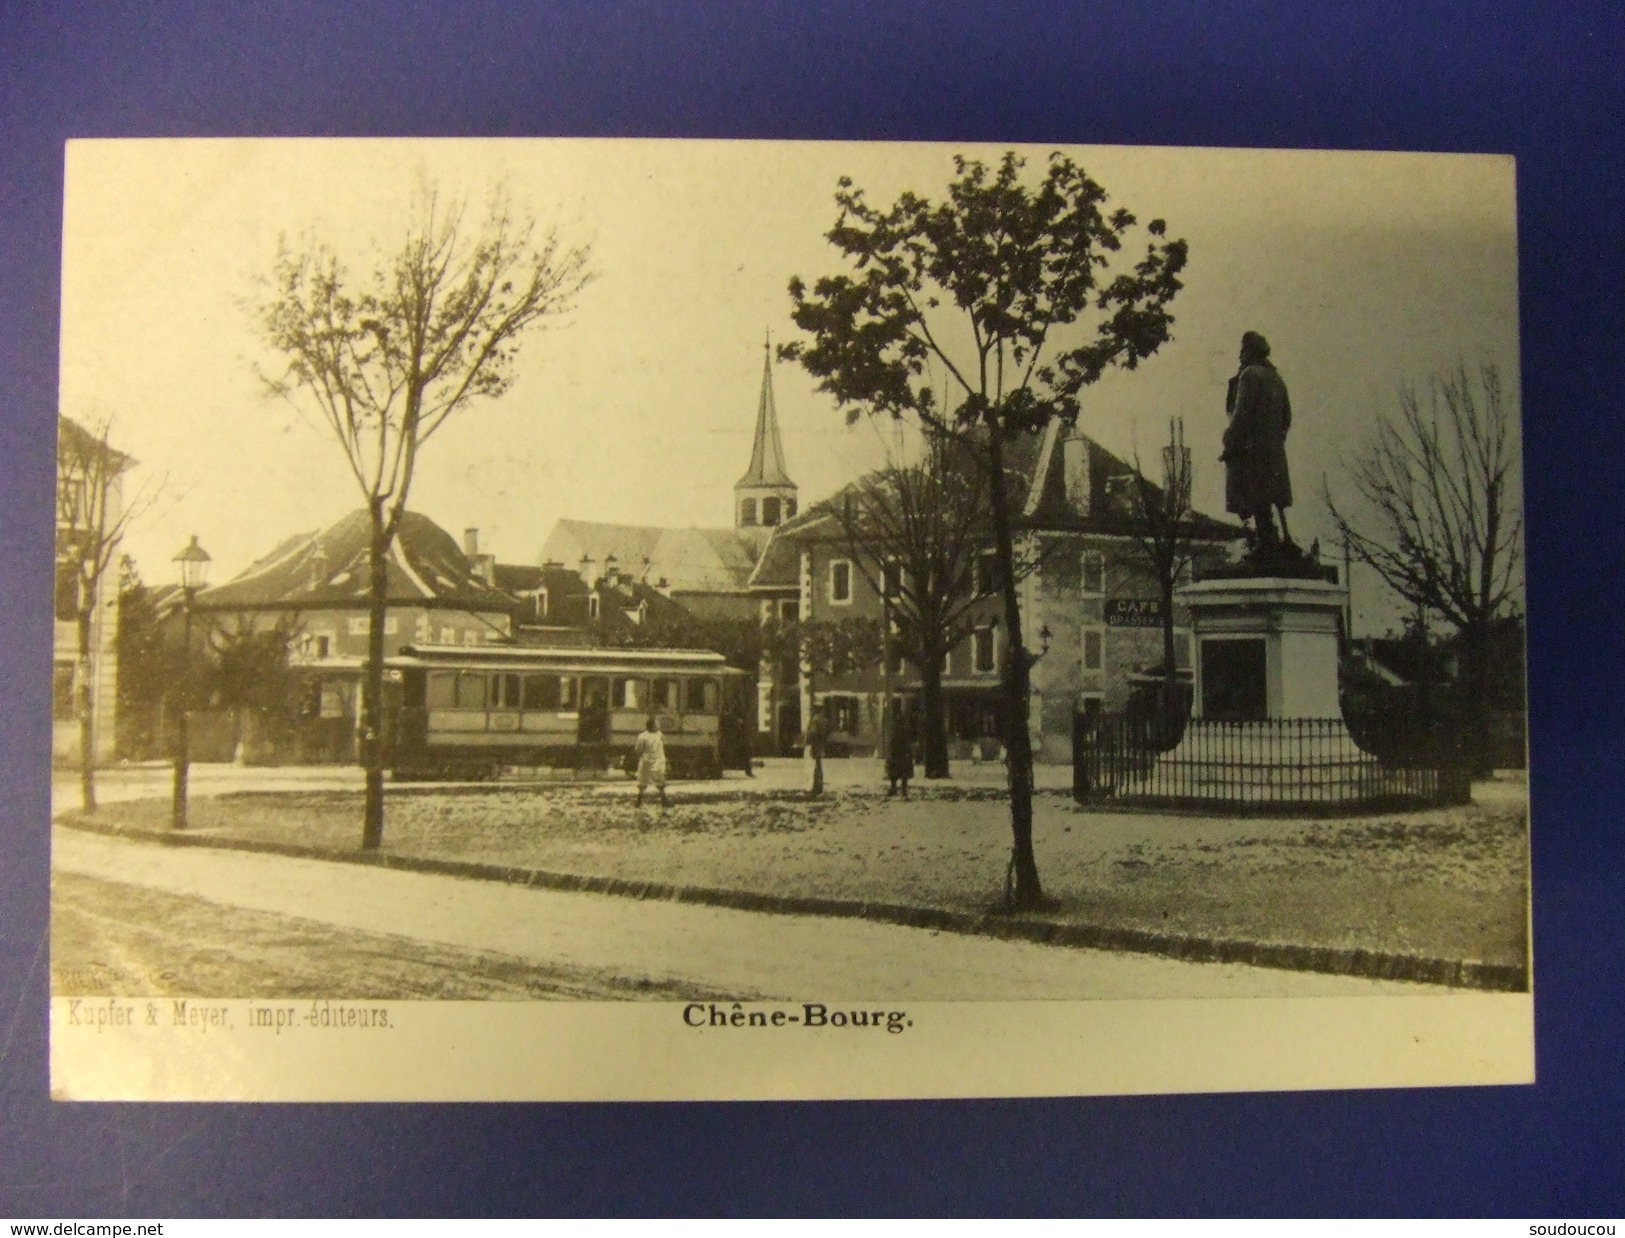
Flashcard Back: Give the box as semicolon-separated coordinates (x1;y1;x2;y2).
1082;550;1105;596
829;559;853;604
973;627;997;674
882;560;902;599
315;635;331;659
439;627;456;644
762;497;781;527
780;599;799;623
1083;627;1104;672
825;695;860;734
588;594;600;620
784;498;797;519
740;498;758;526
347;615;369;636
976;550;1000;596
384;616;399;636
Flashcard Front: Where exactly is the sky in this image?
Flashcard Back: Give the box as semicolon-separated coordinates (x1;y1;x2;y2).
59;138;1521;634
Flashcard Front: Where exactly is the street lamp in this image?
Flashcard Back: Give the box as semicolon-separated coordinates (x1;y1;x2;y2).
171;535;211;830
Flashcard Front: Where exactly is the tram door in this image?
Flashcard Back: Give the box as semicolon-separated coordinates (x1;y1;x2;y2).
578;676;611;746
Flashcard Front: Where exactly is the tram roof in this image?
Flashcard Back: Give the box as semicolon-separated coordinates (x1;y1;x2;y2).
388;643;732;670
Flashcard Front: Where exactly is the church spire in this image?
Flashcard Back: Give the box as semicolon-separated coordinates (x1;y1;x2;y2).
738;331;795;489
734;332;798;531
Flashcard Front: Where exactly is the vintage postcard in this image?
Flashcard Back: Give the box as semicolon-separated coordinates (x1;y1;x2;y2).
50;138;1531;1101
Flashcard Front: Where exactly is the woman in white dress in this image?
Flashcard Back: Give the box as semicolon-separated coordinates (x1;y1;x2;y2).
634;716;669;809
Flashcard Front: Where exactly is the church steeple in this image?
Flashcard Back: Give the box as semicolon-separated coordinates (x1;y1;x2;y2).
735;332;798;531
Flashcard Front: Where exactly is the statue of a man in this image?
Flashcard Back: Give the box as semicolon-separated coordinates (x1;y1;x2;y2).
1222;331;1294;547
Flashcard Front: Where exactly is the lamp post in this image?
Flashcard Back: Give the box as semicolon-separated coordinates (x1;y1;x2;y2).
171;535;211;830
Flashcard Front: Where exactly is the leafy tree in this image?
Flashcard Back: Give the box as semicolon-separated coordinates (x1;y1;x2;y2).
114;555;183;761
258;187;592;848
1324;363;1522;773
785;151;1187;907
207;614;304;761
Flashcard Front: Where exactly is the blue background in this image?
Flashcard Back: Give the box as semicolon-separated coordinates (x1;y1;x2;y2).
2;0;1620;1216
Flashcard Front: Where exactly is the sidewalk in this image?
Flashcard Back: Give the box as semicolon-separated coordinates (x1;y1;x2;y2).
55;760;1531;991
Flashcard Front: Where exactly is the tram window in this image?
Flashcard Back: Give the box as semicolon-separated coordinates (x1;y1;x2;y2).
454;672;487;709
650;678;675;709
613;677;645;709
559;676;578;709
426;672;457;709
491;673;521;708
523;674;560;710
684;678;717;713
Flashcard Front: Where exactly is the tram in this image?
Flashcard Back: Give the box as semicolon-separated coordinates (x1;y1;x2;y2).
384;644;752;780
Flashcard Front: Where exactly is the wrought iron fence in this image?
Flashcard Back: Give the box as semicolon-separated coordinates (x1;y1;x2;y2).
1072;713;1461;812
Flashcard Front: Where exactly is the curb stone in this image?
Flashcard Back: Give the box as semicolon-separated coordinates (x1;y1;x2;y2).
55;816;1528;993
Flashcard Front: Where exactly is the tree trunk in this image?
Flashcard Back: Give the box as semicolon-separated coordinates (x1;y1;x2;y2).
987;436;1042;909
76;608;97;813
1460;619;1493;779
918;654;951;779
359;507;389;849
1160;579;1181;722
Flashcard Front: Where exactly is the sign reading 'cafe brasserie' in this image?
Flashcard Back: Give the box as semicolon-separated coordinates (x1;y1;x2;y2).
1105;599;1165;628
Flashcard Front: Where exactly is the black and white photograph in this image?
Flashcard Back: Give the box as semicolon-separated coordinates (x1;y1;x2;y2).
49;137;1531;1101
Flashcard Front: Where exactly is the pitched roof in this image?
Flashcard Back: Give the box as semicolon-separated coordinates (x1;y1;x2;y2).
735;346;795;489
747;427;1242;583
199;509;516;612
541;519;762;593
57;416;135;473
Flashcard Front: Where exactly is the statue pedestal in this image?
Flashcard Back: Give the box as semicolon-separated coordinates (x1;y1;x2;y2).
1181;576;1346;721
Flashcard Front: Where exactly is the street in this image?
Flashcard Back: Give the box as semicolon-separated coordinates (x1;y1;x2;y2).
53;825;1437;1000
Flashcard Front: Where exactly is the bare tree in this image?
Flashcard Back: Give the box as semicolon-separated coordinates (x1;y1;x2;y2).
258;187;593;848
1324;363;1523;769
820;431;1033;777
1124;418;1199;721
785;151;1187;908
56;416;149;812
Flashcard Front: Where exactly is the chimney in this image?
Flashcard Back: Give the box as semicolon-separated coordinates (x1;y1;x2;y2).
462;528;495;586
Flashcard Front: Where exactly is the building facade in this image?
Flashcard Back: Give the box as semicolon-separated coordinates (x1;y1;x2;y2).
53;417;131;764
196;510;515;761
749;425;1244;763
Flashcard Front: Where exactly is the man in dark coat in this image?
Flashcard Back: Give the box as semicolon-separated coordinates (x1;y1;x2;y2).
885;705;915;799
1222;331;1294;547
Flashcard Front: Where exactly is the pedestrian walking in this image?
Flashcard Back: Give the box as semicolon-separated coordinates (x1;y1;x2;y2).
886;707;915;799
634;716;669;809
